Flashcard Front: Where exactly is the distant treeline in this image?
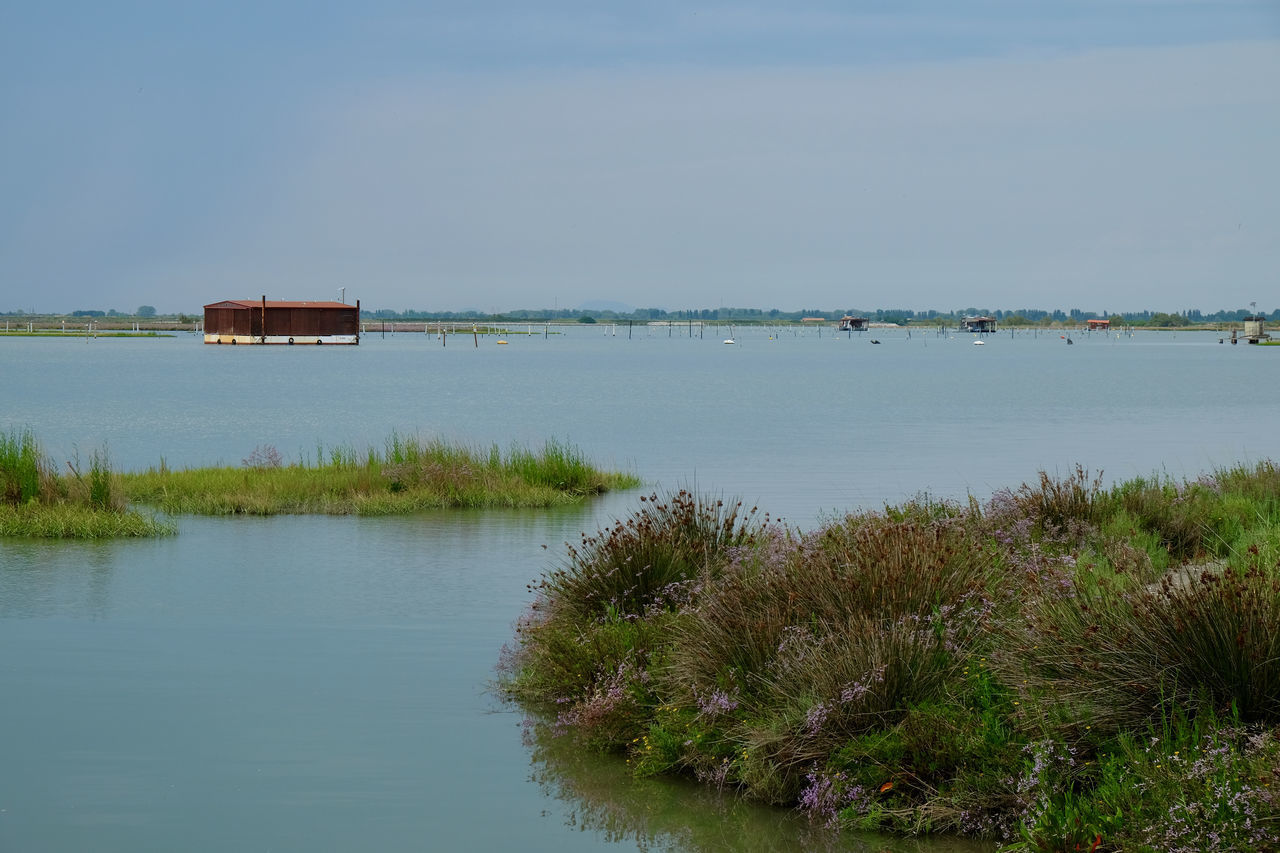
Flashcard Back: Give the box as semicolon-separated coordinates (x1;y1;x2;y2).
2;306;197;323
358;305;1279;326
5;306;1276;327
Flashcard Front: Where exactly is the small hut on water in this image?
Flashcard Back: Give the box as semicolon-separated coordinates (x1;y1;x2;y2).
1243;316;1271;344
203;297;360;345
961;315;998;334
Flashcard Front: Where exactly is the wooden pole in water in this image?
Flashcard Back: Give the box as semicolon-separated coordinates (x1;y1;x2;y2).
473;326;478;347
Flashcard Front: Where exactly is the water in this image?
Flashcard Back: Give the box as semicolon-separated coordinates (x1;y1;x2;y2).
1;327;1276;851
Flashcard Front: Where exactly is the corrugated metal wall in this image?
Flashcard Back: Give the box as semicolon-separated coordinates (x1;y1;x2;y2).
204;306;255;336
204;306;357;336
264;307;357;336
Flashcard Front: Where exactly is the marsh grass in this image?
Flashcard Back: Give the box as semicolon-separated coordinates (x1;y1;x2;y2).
0;428;44;505
997;562;1280;737
537;490;765;623
0;501;171;538
504;465;1280;850
121;435;638;515
663;515;991;701
1004;708;1280;852
0;430;170;538
504;491;764;735
1011;465;1104;535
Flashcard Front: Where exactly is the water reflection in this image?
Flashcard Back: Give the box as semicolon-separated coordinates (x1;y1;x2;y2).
0;539;120;620
525;723;994;853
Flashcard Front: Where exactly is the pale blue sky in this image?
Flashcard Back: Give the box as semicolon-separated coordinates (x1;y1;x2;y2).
2;2;1278;314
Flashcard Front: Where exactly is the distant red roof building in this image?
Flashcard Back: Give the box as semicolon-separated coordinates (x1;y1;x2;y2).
203;297;360;345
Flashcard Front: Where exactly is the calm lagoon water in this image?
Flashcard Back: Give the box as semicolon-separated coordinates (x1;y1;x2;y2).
1;327;1277;851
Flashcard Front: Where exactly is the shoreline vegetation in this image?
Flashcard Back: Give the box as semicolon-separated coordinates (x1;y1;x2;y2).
1;431;638;537
500;466;1280;851
0;330;174;338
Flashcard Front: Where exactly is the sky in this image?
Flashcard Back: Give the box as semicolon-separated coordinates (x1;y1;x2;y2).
2;1;1278;315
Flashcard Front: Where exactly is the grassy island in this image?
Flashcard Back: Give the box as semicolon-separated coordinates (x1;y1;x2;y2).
120;435;639;516
501;466;1280;851
3;431;636;537
0;430;173;538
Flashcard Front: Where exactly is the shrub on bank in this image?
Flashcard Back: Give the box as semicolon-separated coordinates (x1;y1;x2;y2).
502;466;1280;850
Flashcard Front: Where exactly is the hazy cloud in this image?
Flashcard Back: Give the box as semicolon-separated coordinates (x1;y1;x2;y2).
2;4;1277;313
131;41;1280;313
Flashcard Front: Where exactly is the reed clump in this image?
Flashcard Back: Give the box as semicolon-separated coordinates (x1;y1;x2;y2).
503;490;764;729
121;435;638;516
540;490;765;622
502;465;1280;851
0;429;172;538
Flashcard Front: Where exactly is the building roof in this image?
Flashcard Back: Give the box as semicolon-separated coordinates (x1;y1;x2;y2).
204;300;354;309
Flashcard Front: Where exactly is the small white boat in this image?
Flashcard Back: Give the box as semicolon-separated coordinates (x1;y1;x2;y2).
973;340;985;346
723;339;735;345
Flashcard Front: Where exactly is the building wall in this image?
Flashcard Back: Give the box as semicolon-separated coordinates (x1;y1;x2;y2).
263;307;357;336
203;304;359;343
204;306;255;336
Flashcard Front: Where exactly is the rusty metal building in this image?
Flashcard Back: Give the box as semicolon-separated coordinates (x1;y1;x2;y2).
203;298;360;345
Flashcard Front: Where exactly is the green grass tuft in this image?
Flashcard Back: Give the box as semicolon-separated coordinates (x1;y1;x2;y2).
0;429;171;538
0;428;44;505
